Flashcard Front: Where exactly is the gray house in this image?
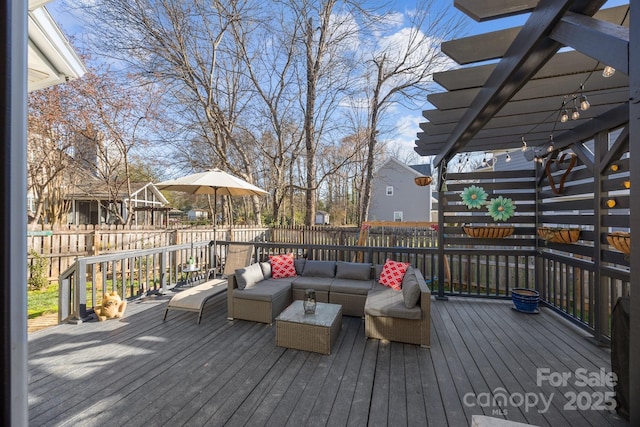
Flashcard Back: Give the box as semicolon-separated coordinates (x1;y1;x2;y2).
369;158;433;222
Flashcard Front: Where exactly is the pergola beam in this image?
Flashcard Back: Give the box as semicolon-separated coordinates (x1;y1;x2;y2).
441;5;628;66
432;0;607;167
599;124;629;173
628;1;640;421
551;12;629;74
454;0;538;22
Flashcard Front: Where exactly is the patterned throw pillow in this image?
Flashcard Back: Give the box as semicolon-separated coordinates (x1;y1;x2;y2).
269;253;297;279
378;259;410;291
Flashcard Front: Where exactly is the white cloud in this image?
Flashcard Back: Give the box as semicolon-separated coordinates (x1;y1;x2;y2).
384;114;427;161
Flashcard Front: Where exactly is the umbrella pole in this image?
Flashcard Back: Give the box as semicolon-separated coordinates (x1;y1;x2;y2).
213;188;217;276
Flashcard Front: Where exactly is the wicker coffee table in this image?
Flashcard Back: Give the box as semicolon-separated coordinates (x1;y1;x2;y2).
276;301;342;355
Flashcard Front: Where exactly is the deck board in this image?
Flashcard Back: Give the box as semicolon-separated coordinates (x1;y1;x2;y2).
28;293;629;426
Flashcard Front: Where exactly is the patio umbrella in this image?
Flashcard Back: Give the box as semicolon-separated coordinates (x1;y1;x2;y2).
156;168;268;273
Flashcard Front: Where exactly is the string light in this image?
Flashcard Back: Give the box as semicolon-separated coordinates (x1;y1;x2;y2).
571;98;580;120
579;85;590;111
515;0;624;165
559;98;569;122
505;152;511;162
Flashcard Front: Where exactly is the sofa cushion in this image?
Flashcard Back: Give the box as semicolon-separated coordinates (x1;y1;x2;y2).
365;288;422;320
294;258;306;275
270;253;297;279
233;278;292;302
401;268;421;309
374;264;384;280
335;261;371;281
260;261;272;279
330;278;374;295
291;276;333;292
301;260;336;278
235;263;265;290
378;259;410;291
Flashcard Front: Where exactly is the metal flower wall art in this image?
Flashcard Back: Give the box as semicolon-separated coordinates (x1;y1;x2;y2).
460;185;488;209
487;196;516;221
460;186;516;221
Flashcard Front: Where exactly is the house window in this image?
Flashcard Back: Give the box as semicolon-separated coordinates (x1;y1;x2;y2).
27;195;34;212
393;211;403;222
386;186;394;196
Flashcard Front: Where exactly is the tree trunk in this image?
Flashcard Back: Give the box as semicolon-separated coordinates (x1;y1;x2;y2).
304;17;317;226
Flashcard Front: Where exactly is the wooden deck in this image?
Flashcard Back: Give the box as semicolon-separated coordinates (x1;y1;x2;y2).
28;292;629;426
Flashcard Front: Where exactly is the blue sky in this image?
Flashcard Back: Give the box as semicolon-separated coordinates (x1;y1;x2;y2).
47;0;629;163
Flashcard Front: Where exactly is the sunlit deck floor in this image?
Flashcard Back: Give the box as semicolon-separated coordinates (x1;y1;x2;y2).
28;292;629;426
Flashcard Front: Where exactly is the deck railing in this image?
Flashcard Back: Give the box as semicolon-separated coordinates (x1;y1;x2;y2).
538;252;630;341
58;240;218;322
58;239;625;342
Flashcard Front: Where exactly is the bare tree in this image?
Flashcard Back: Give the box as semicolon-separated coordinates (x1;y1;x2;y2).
228;6;304;225
78;0;267;224
65;68;161;225
27;64;158;226
28;86;74;226
356;0;464;222
287;0;364;225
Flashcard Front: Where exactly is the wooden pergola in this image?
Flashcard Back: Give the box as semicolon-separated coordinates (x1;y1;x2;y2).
414;0;638;424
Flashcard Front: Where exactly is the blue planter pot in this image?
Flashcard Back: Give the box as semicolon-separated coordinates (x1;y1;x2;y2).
511;288;539;314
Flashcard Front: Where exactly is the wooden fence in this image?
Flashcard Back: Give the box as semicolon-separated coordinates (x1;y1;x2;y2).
27;224;268;281
28;223;438;282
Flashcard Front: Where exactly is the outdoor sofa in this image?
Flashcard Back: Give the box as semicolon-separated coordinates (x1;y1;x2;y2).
227;258;431;347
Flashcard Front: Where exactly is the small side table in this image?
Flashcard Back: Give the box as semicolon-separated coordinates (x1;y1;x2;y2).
182;265;200;286
276;301;342;354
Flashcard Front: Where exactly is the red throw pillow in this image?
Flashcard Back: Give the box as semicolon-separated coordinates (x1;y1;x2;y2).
269;253;297;279
378;259;410;291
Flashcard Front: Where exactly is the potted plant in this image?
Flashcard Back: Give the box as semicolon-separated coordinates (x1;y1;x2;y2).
460;185;516;238
607;231;630;254
537;226;581;244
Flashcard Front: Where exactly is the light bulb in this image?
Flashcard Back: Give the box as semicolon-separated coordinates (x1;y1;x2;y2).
571;107;580;120
481;157;487;167
520;136;527;152
505;152;511;162
603;65;615;78
579;94;590;111
547;135;554;153
560;109;569;123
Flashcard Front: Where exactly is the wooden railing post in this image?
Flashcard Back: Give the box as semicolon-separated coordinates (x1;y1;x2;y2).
160;248;167;294
70;258;88;323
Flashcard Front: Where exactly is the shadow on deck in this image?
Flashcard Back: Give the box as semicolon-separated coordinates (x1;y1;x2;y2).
28;292;628;426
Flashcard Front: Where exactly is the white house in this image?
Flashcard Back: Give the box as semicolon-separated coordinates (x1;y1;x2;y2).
368;158;433;222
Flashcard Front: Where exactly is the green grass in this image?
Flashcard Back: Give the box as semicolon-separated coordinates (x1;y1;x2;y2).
27;283;59;319
26;278;153;320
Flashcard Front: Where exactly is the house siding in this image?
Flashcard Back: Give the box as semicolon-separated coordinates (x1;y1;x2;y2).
494;149;534;171
369;158;432;222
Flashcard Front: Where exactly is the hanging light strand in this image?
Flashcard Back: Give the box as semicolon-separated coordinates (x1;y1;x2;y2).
514;7;628;163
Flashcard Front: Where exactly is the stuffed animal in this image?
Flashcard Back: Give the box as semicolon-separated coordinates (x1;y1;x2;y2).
95;292;127;321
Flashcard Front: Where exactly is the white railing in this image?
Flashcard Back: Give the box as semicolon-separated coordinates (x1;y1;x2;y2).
58;240;219;323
